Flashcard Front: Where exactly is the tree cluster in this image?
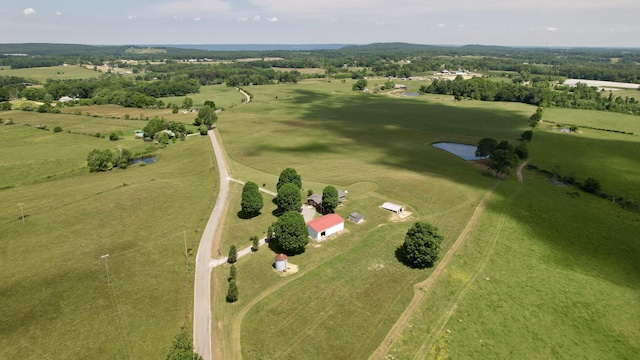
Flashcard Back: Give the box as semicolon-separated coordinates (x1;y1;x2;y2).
476;138;527;177
86;147;133;172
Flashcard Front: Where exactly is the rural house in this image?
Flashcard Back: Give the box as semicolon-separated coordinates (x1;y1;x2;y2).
306;190;347;210
306;214;345;241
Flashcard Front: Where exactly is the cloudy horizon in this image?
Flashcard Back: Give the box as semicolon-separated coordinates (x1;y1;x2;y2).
1;1;638;47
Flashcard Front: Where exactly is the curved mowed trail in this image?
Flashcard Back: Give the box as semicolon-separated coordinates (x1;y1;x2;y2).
369;181;500;359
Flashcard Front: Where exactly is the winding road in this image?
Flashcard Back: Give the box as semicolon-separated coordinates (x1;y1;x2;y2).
193;88;251;360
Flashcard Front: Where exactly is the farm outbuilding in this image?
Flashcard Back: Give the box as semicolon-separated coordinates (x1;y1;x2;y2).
274;254;288;271
348;212;364;223
381;202;404;214
306;214;345;241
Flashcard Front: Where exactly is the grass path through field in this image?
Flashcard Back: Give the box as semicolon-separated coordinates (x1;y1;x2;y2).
369;181;500;359
517;159;530;183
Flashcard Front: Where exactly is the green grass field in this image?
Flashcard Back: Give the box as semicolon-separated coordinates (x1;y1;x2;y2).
0;65;101;83
207;78;640;359
2;74;639;359
159;84;247;110
0;114;217;359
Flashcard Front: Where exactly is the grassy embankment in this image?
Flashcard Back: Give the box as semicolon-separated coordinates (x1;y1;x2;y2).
0;107;220;358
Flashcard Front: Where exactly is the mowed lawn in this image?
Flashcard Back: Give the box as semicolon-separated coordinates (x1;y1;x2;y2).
212;79;640;359
0;118;217;359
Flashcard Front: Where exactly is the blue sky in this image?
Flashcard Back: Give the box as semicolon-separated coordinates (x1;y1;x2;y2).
1;0;638;47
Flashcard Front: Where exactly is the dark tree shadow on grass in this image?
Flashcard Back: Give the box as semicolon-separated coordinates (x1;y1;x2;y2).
237;210;261;219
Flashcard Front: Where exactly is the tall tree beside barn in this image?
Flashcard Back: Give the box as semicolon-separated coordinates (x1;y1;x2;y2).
322;186;339;214
276;182;301;213
273;211;308;254
276;167;302;190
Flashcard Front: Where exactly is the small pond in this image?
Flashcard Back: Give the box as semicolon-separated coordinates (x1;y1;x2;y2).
132;156;156;165
432;142;488;161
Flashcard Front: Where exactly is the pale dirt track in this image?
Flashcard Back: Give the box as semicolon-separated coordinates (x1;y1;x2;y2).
369;181;499;359
517;159;531;183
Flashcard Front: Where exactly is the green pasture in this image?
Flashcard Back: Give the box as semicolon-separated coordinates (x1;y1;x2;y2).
211;79;640;358
159;84;247;110
0;117;217;359
0;65;101;83
388;171;640;359
534;108;640;200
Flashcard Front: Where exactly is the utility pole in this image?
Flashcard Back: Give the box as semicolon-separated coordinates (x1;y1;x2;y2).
17;203;25;224
101;254;111;284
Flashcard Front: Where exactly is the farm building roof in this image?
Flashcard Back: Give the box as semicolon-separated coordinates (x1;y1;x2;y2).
381;202;404;213
349;212;364;222
275;254;288;261
306;214;344;232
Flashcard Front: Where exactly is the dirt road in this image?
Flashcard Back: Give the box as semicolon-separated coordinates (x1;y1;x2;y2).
517;159;530;183
369;182;499;359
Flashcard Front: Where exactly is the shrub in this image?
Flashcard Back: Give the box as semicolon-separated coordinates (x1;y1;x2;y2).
226;280;238;303
228;264;237;281
228;245;237;264
108;131;120;141
251;236;259;252
198;125;208;135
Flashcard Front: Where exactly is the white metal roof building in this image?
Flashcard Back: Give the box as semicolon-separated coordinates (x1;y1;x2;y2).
381;202;404;214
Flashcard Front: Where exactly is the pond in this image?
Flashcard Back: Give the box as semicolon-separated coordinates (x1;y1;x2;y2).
132;156;156;165
432;142;487;161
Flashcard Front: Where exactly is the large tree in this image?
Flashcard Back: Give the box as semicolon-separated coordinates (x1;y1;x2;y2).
276;182;301;213
276;168;302;190
196;105;217;127
322;186;339;214
241;181;263;216
488;148;519;177
401;222;443;268
143;116;169;138
87;149;114;172
273;211;308;254
475;138;497;157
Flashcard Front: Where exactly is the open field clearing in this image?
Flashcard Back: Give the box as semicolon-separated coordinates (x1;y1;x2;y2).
0;65;101;82
208;78;640;358
159;84;248;110
0;116;217;359
387;172;640;359
534;108;640;200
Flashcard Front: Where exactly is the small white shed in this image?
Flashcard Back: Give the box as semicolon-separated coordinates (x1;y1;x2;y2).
381;202;404;214
274;254;288;271
306;214;345;241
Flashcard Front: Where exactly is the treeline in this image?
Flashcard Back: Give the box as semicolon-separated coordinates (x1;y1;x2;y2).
39;75;200;107
420;77;640;115
0;75;31;101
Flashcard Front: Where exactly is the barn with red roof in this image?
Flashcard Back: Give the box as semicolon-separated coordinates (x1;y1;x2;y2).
306;214;345;241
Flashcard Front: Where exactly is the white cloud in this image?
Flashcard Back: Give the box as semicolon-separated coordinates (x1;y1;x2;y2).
252;15;261;21
55;11;63;16
546;27;558;31
194;17;201;21
376;20;386;26
127;15;137;20
436;23;445;28
23;8;36;16
458;24;465;28
266;17;278;22
148;0;231;16
236;17;249;22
